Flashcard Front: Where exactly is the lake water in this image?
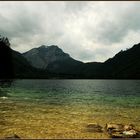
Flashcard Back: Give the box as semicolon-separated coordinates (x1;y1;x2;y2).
0;80;140;138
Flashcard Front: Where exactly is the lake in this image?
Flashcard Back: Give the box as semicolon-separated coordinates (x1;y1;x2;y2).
0;80;140;138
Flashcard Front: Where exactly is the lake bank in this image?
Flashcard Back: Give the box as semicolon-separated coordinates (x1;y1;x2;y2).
0;80;140;138
0;98;140;139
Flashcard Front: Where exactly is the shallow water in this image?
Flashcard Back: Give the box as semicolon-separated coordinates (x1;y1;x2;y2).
0;80;140;138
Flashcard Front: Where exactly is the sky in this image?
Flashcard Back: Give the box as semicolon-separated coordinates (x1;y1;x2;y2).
0;1;140;62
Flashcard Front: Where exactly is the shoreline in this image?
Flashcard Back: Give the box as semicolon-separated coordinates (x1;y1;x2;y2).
0;99;140;139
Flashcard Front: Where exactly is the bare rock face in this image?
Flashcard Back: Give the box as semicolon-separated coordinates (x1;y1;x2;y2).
23;48;47;69
23;45;83;76
23;45;71;69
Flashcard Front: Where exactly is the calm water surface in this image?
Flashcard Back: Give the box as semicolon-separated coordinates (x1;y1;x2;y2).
0;80;140;138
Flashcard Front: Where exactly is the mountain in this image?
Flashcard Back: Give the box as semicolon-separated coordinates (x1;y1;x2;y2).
0;36;48;79
22;43;140;79
0;35;140;79
23;45;71;69
23;45;84;77
104;43;140;79
83;43;140;79
12;50;48;78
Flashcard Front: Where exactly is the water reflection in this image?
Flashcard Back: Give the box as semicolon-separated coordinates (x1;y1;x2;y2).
0;79;13;97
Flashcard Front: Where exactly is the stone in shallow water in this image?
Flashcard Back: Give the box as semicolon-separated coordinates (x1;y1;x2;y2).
86;123;103;133
106;123;124;131
124;124;134;131
106;123;140;138
0;96;8;100
110;131;124;138
123;129;140;138
105;123;124;138
5;134;20;139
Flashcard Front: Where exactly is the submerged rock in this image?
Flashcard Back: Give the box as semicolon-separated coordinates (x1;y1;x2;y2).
106;123;124;132
5;134;20;139
110;131;124;138
123;130;140;138
106;123;140;138
124;124;134;131
1;96;8;100
86;123;103;133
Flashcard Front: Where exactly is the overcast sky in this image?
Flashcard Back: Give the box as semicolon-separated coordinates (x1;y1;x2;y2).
0;1;140;62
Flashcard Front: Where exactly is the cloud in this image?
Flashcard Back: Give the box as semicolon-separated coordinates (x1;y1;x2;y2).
0;1;140;62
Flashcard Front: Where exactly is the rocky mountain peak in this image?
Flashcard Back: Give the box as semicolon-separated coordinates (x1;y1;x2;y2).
23;45;71;69
39;45;47;48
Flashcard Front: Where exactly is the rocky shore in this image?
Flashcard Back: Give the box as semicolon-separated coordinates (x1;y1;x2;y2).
86;123;140;138
3;123;140;139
